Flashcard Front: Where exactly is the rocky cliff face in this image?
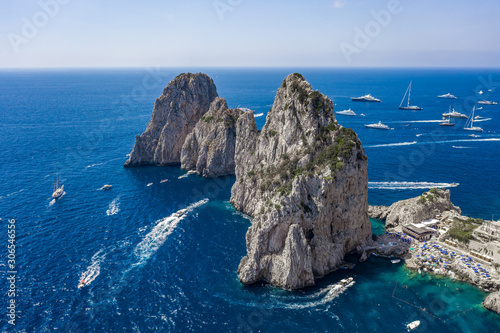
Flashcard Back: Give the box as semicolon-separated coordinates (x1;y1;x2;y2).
368;188;461;230
484;291;500;315
180;98;243;177
230;73;371;289
124;73;218;167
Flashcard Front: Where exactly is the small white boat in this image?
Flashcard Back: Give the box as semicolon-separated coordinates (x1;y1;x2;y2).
469;134;479;138
360;113;365;116
78;280;86;289
351;94;382;102
464;106;483;132
337;108;357;116
147;182;153;187
160;179;168;183
438;93;457;99
365;121;390;130
477;100;498;105
399;81;422;110
391;259;401;264
100;184;112;190
479;90;484;95
339;277;354;286
52;174;64;199
173;209;187;218
187;170;197;175
407;320;420;330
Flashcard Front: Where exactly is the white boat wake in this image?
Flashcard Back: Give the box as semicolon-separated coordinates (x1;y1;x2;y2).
395;120;443;123
106;197;120;216
365;141;417;148
368;182;459;190
132;199;209;267
452;146;474;149
78;249;106;288
254;113;264;117
473;117;492;122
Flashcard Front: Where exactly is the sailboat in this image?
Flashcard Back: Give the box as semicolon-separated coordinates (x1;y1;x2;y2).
399;81;422;110
439;115;454;126
463;106;483;132
52;174;64;199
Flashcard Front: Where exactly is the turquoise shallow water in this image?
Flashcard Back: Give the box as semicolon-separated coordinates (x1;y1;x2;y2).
1;68;500;332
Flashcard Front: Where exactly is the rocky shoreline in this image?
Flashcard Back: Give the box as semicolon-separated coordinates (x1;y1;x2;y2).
369;189;500;315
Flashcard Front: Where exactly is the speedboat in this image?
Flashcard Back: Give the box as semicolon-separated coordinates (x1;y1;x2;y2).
147;183;153;187
78;279;86;289
173;209;187;218
100;184;112;190
469;134;479;138
438;93;457;99
351;94;382;102
160;179;168;183
365;121;390;130
187;170;197;175
391;259;401;264
442;106;467;118
339;277;354;286
477;100;498;105
337;108;357;116
451;182;459;187
407;320;420;330
52;175;64;199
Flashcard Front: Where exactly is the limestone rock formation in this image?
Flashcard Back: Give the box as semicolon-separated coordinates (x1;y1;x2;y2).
124;73;218;167
484;291;500;314
231;73;371;289
368;188;461;230
180;98;243;177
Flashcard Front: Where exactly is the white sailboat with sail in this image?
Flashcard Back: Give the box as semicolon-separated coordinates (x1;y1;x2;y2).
399;81;422;110
52;174;64;199
464;106;483;132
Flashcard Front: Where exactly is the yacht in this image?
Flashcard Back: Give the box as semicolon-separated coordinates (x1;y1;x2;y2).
365;121;390;130
438;93;457;99
52;175;64;199
337;108;357;116
477;100;498;105
464;106;483;132
351;94;382;102
442;106;467;119
399;81;422;110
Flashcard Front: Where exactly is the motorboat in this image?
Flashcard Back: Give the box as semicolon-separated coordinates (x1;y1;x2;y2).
160;179;169;183
337;108;357;116
100;184;112;190
187;170;197;175
365;121;390;130
477;100;497;105
407;320;420;330
438;93;457;99
173;209;187;218
391;259;401;264
147;182;153;187
351;94;382;102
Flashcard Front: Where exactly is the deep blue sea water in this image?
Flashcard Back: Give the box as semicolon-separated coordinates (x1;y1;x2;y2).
1;68;500;332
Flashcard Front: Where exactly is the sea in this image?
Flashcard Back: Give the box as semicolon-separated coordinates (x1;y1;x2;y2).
1;68;500;332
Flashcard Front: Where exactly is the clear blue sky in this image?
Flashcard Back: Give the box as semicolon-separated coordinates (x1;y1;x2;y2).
1;0;499;68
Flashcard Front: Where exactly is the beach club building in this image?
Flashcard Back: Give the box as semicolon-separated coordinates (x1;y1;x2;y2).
403;219;439;241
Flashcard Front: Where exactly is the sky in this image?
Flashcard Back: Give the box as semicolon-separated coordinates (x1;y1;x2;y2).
1;0;499;68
